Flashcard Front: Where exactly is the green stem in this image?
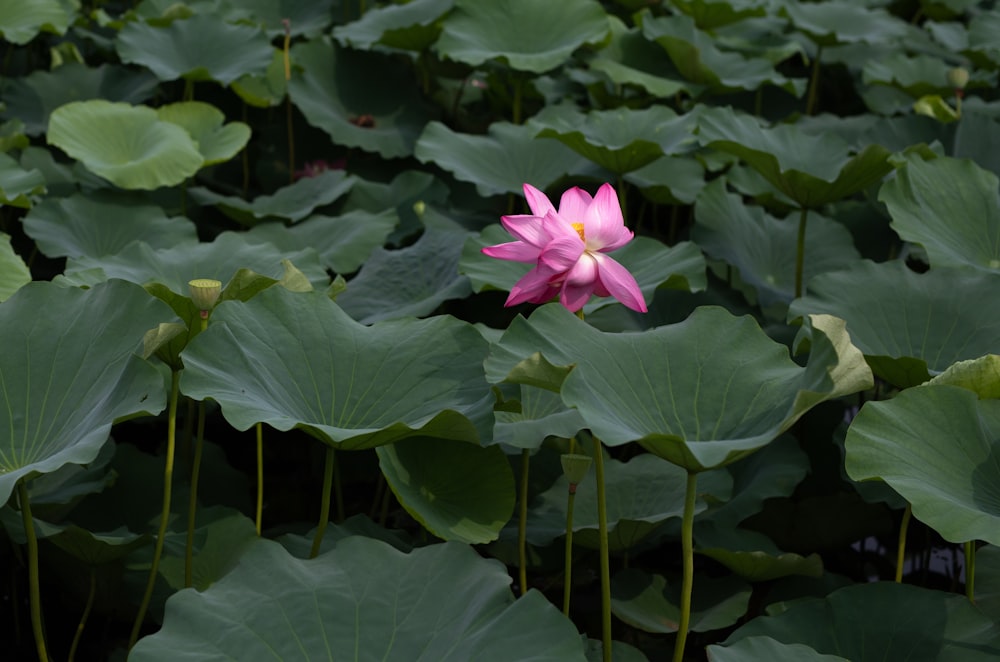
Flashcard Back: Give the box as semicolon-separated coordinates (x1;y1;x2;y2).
184;401;207;588
794;207;808;299
18;481;49;662
966;541;976;602
518;448;530;596
310;446;335;559
562;485;577;616
68;567;96;662
129;369;180;650
511;76;523;125
593;437;612;662
241;102;250;197
895;503;911;583
805;44;823;116
255;422;264;536
183;78;194;102
333;448;345;522
673;471;698;662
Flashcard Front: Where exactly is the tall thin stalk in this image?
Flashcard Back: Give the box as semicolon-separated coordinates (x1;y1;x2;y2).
255;422;264;535
518;448;530;596
68;567;96;662
672;471;698;662
282;19;295;183
310;446;336;558
593;437;612;662
130;369;181;649
794;207;809;299
895;503;912;583
805;45;823;116
965;541;976;602
18;480;49;662
561;485;577;616
184;401;207;588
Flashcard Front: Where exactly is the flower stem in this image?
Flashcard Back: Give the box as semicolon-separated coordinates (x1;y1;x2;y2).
255;422;264;536
184;400;207;588
965;541;976;602
795;207;808;299
806;45;823;116
68;567;96;662
310;446;335;559
130;368;180;650
18;480;49;662
895;502;911;583
593;436;612;662
511;76;523;125
518;448;530;596
333;447;345;522
562;484;577;616
673;471;698;662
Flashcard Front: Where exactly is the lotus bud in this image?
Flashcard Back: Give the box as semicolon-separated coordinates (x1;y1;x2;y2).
189;278;222;317
947;67;969;91
560;453;592;492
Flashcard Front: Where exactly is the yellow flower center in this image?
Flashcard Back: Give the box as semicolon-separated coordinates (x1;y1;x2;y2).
572;222;585;242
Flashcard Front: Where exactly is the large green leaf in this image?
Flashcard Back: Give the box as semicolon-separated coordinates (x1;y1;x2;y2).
708;637;849;662
414;121;591;197
0;0;76;44
246;208;397;274
435;0;609;73
845;384;1000;546
587;18;699;99
611;569;751;633
725;581;1000;660
333;0;453;51
639;12;804;95
0;63;158;136
693;180;861;310
780;1;910;47
156;102;250;166
697;107;893;208
377;436;515;544
130;536;586;660
60;232;328;295
0;280;171;506
47;100;203;190
180;287;494;449
0;151;45;207
0;232;31;302
879;154;1000;273
215;0;336;37
336;223;472;323
23;190;197;259
488;306;871;471
492;384;586;450
115;14;273;84
532;105;697;174
189;169;355;225
788;261;1000;388
289;37;432;158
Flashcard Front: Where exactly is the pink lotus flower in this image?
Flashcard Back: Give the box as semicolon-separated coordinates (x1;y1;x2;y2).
482;183;647;313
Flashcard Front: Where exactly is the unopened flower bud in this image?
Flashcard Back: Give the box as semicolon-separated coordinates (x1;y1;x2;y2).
560;453;592;489
189;278;222;314
947;67;969;90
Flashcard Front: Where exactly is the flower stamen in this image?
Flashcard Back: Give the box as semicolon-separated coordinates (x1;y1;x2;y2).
572;222;585;242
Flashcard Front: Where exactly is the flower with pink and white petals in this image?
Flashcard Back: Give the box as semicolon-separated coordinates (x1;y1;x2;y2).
481;183;647;313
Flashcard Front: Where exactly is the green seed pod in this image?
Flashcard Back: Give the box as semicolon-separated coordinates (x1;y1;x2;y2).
560;453;592;486
189;278;222;312
947;67;969;90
